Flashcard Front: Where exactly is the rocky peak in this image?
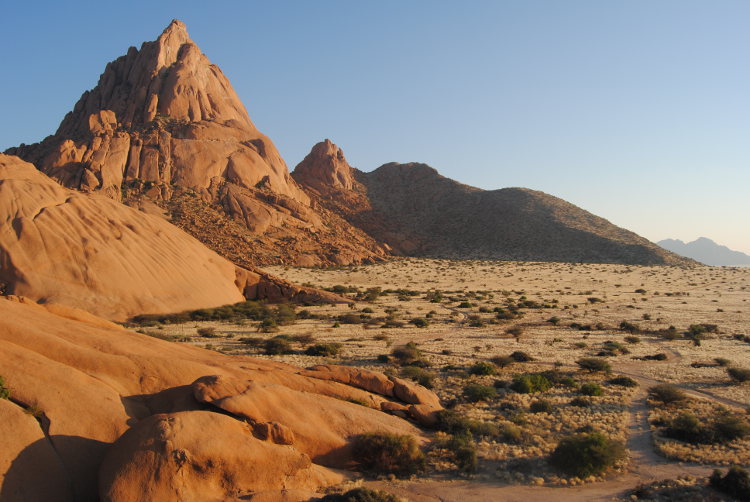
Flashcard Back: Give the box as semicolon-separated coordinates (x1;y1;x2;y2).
293;139;355;192
57;19;255;139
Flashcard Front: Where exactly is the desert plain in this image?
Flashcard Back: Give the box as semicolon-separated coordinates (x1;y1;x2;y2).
136;258;750;501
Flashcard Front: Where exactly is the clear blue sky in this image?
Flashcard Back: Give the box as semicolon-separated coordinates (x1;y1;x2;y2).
2;1;748;253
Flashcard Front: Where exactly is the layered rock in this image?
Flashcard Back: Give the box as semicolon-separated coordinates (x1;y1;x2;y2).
7;21;387;267
0;154;341;320
0;297;432;501
293;144;693;265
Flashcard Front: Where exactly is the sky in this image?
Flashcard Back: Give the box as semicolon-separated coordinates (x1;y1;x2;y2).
2;1;748;253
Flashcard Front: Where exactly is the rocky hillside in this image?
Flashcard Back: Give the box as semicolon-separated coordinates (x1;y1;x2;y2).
294;141;692;266
6;20;386;267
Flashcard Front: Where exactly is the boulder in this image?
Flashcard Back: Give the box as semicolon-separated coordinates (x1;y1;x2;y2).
99;411;341;502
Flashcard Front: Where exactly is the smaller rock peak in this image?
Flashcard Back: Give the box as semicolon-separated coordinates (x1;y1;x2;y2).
293;139;355;192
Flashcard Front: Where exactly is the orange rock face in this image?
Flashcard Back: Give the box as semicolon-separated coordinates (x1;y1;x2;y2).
0;154;343;320
0;298;429;501
99;411;342;502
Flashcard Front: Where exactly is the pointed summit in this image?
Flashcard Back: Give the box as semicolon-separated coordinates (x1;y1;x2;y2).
56;19;255;139
293;139;355;193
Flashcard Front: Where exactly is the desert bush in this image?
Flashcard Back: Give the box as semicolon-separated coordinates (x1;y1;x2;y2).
648;384;687;404
410;317;429;328
510;351;533;362
540;370;578;388
463;383;498;402
467;315;485;328
490;355;514;368
655;326;679;340
665;412;750;444
710;467;750;500
713;415;750;442
0;376;10;400
530;399;553;413
624;336;641;344
304;343;342;357
547;316;560;325
352;433;425;476
257;318;279;333
434;410;500;437
469;361;497;376
445;433;478;473
506;327;524;337
197;327;218;337
400;366;435;388
510;373;552;394
643;353;668;361
263;336;293;355
391;342;424;366
608;376;638;387
570;397;592;407
576;358;611;373
457;301;473;308
321;488;399;502
714;357;731;367
728;367;750;384
580;382;604;396
239;336;264;346
548;432;625;477
619;321;640;333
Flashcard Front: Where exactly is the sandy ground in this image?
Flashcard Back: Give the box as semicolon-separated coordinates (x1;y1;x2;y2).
152;259;750;500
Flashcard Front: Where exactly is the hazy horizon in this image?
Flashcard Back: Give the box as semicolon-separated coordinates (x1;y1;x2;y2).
2;1;748;254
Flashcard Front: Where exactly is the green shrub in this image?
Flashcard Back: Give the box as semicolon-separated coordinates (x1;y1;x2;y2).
400;366;435;388
352;433;425;476
608;376;638;387
548;316;560;325
197;327;218;337
530;399;553;413
304;343;342;357
548;432;625;477
469;361;497;376
713;415;750;442
391;342;423;366
410;317;429;328
434;410;500;437
576;358;611;373
463;383;498;402
648;384;687;404
263;336;293;355
445;433;477;473
619;321;640;333
490;355;515;368
510;373;552;394
321;488;400;502
710;467;750;500
728;367;750;384
579;382;603;396
0;376;10;400
624;335;641;344
665;412;704;442
257;318;279;333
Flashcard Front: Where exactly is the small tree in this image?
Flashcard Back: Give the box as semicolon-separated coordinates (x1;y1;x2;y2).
549;432;625;477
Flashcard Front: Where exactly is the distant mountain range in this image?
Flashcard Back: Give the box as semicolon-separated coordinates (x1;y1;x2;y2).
657;237;750;266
